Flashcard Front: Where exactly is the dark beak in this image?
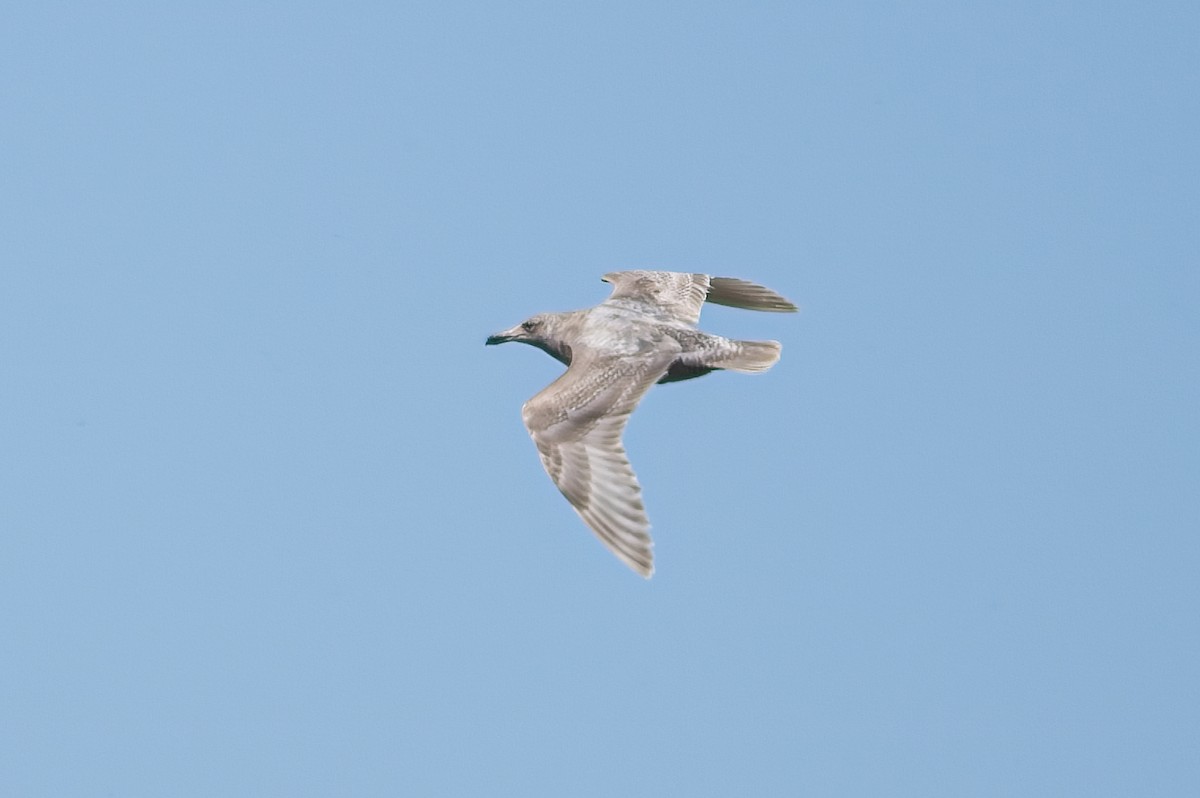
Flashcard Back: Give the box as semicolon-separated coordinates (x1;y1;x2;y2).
486;323;525;346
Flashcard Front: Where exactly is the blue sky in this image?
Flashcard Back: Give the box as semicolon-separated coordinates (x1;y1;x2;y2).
2;2;1197;795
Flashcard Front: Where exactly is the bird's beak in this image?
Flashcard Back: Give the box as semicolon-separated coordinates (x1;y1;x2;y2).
485;324;522;346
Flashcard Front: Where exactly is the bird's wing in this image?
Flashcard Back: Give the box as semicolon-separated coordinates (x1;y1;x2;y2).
602;270;797;325
705;276;799;313
521;344;678;577
601;271;712;325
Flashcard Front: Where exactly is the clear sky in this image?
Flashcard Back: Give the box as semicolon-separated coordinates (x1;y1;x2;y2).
2;2;1197;796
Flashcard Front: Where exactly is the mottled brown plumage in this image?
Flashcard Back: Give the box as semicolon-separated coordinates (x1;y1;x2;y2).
486;271;797;577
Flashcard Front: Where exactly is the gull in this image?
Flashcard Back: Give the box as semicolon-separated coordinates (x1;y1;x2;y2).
486;270;798;578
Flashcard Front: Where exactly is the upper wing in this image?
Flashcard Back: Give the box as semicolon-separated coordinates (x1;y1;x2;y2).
601;270;797;325
601;271;711;325
520;346;678;577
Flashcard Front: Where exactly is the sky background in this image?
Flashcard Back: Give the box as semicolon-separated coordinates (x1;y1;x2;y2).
2;2;1197;795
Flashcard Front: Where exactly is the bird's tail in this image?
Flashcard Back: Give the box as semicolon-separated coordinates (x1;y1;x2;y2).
719;339;782;373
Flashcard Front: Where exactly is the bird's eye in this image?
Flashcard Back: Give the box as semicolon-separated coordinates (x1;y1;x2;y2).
521;320;536;332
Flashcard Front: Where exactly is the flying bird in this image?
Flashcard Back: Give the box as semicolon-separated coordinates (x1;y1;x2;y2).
486;270;797;577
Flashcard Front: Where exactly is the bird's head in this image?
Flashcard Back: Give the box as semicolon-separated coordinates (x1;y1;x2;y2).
485;314;550;347
485;313;574;365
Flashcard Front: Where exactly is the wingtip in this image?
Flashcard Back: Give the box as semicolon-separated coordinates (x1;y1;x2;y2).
617;550;654;578
707;276;799;313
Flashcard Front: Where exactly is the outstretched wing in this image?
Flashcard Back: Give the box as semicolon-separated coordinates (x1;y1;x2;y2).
520;346;678;577
602;270;797;325
601;271;712;325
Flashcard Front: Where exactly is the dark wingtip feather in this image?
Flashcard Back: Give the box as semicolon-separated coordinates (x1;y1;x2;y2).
707;277;799;312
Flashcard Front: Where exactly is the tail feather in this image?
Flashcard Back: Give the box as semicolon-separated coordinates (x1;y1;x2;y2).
719;340;782;373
